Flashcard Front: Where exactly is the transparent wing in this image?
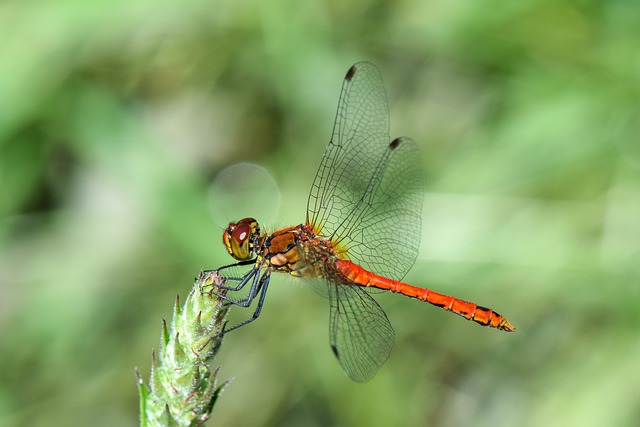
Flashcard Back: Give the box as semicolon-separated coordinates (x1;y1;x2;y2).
327;280;395;382
306;62;424;281
307;61;389;240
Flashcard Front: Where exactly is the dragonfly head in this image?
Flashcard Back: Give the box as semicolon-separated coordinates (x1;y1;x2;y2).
223;217;261;261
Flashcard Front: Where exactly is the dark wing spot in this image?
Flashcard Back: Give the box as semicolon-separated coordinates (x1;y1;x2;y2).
345;65;357;81
389;138;402;150
331;344;339;357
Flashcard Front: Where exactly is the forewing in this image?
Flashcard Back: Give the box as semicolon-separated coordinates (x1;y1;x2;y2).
306;62;424;281
306;61;389;239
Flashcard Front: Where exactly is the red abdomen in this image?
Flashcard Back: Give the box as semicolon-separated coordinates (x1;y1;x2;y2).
334;260;515;332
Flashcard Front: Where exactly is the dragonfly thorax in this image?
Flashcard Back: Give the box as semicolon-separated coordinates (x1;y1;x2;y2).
222;217;261;261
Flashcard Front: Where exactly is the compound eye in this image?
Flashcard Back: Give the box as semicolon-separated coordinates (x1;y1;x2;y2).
232;222;251;246
222;218;258;261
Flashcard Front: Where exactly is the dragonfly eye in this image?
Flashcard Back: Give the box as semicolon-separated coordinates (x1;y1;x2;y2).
223;217;260;261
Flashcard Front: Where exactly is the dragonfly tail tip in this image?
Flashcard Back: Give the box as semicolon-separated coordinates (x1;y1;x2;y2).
500;320;516;332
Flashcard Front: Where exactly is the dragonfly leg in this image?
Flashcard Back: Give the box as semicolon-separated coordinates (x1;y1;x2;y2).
204;268;262;306
203;258;255;273
200;271;270;350
220;271;271;335
200;267;259;293
200;260;258;291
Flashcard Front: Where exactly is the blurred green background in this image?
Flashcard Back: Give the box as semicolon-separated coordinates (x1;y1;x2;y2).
2;0;640;426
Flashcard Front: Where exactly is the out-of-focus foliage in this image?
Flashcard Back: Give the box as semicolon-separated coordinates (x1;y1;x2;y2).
1;0;639;426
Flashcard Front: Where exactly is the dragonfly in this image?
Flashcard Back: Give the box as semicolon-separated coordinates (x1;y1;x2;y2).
205;61;515;382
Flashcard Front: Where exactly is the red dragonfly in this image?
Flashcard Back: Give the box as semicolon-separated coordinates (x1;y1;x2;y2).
206;62;514;382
